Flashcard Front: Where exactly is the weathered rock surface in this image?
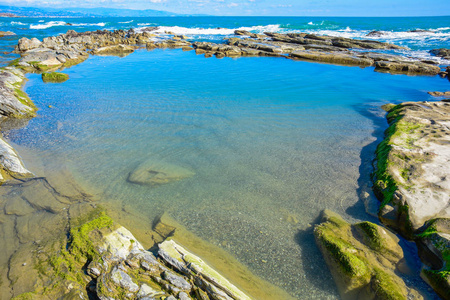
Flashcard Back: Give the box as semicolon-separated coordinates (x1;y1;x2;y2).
91;44;137;56
0;137;33;181
128;159;194;186
314;210;420;300
12;29;443;76
9;211;253;300
374;61;441;75
373;101;450;298
0;67;36;119
374;101;450;236
428;91;450;97
430;48;450;60
0;31;15;37
417;218;450;300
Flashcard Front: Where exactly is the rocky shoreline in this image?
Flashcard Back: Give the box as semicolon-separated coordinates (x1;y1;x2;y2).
0;28;449;299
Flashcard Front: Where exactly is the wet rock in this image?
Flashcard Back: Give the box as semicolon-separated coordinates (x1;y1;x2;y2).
92;44;136;56
0;31;15;37
430;48;450;60
127;159;194;186
428;91;450;97
290;50;374;67
314;210;417;300
158;240;252;300
366;30;386;37
42;72;69;83
409;29;433;33
416;219;450;299
374;60;441;75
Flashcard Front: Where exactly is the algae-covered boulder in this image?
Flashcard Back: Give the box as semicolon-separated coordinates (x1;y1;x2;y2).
417;218;450;300
42;72;69;83
314;210;418;300
127;158;194;186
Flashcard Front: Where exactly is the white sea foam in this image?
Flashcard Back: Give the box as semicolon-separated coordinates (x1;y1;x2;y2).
72;22;106;27
119;20;134;24
136;24;282;36
11;21;26;25
30;21;67;29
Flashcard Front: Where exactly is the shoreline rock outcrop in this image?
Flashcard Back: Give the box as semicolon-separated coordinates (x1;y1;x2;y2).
373;101;450;299
9;210;256;300
314;210;421;300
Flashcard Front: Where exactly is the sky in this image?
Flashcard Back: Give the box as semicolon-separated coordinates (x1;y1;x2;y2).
1;0;450;16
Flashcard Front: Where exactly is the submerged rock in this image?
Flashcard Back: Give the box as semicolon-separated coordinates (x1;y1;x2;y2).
42;72;69;83
127;159;194;186
314;210;419;300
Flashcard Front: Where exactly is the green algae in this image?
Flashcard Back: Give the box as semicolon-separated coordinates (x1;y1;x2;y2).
314;211;409;299
42;72;69;83
69;211;114;262
371;268;406;300
11;292;35;300
373;104;424;209
355;221;384;251
319;232;370;280
422;269;450;299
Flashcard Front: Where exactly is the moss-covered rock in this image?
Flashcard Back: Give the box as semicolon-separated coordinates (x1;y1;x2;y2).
373;102;450;238
314;210;414;300
417;218;450;299
42;72;69;83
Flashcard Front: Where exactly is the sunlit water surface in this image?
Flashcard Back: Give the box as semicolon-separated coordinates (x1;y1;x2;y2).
9;49;449;299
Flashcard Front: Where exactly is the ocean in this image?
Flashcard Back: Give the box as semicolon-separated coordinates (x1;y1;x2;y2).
1;16;449;299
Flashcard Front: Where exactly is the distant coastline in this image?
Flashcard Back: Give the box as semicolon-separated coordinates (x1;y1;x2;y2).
0;13;20;17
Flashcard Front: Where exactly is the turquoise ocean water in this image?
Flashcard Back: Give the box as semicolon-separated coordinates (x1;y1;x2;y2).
1;16;450;299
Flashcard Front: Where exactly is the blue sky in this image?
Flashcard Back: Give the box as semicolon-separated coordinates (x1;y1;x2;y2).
1;0;449;16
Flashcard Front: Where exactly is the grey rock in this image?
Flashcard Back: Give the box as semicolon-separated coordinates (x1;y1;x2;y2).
137;283;164;298
375;60;441;75
110;266;139;292
17;37;42;52
162;271;192;290
178;291;191;300
0;67;36;119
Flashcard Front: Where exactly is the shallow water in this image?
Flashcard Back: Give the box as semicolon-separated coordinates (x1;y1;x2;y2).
7;49;450;298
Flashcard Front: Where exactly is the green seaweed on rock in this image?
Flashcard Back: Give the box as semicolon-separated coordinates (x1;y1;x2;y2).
42;72;69;83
